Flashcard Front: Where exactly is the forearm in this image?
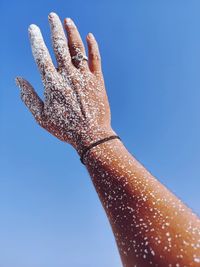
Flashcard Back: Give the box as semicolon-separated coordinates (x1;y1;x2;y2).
83;134;200;267
17;12;200;267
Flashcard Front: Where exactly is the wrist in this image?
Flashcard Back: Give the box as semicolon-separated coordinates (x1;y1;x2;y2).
80;133;122;166
80;135;121;164
75;127;117;157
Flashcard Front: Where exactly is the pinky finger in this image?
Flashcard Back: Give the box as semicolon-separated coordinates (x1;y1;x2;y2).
86;33;102;75
15;77;44;125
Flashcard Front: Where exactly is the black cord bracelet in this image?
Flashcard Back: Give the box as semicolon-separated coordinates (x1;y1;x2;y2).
80;135;121;164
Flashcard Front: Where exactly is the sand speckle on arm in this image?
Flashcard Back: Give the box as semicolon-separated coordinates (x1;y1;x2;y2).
16;12;200;267
84;139;200;266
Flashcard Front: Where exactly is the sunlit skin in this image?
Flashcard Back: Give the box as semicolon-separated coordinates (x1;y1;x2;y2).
16;13;200;267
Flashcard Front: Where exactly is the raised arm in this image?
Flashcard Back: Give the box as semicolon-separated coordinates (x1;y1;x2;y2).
83;135;200;267
16;13;200;267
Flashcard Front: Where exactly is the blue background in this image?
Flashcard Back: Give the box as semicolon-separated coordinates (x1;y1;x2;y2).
1;1;200;266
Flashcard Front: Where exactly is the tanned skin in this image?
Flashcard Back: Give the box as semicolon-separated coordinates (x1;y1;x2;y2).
16;12;200;267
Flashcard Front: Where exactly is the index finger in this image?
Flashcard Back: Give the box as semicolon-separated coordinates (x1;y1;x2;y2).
29;24;57;84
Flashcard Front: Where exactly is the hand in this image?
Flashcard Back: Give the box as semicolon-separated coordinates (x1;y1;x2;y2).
16;12;115;154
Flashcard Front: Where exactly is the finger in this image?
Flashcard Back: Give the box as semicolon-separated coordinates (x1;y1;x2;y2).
15;77;44;125
48;12;74;73
64;18;89;71
86;33;102;75
28;24;57;84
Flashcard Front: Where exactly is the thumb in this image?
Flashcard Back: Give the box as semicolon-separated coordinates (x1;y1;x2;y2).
15;77;44;125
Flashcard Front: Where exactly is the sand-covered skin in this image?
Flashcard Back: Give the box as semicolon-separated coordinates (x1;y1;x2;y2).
16;12;200;267
16;12;115;155
85;139;200;266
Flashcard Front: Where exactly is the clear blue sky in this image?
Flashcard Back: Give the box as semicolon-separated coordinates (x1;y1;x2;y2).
1;0;200;266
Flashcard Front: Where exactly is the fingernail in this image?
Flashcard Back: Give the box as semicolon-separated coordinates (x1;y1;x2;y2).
28;24;39;33
15;77;20;86
88;32;95;39
48;12;57;19
15;77;21;87
65;18;74;26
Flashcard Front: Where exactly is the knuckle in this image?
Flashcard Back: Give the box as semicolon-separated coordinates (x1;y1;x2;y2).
90;52;101;61
72;42;84;51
